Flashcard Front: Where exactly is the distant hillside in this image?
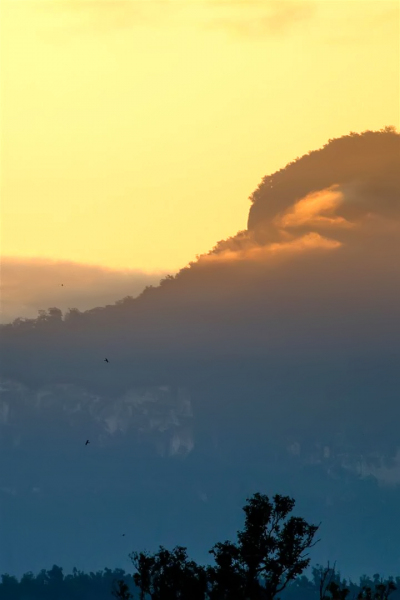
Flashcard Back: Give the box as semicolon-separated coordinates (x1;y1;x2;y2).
0;129;399;577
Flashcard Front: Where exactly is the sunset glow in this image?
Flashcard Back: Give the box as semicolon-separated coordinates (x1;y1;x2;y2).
1;0;398;272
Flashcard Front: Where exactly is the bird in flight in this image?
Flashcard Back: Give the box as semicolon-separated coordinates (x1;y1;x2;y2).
85;440;90;446
104;358;109;363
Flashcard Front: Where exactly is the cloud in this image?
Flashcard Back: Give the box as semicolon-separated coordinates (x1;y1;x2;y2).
0;257;167;324
198;231;341;266
191;128;398;267
195;185;353;265
344;449;400;487
275;186;350;229
203;1;316;38
194;130;399;271
248;128;400;229
31;0;317;39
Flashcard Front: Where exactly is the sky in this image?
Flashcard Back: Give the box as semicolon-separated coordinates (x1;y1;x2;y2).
1;0;399;282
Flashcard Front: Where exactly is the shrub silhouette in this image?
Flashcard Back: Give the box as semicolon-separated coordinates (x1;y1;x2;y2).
316;564;397;600
112;579;133;599
357;580;397;600
130;546;207;600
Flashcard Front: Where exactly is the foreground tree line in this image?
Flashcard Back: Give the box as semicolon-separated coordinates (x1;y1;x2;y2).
1;494;398;600
115;494;397;600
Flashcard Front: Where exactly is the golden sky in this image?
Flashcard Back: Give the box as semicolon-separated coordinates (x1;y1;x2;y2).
1;0;399;272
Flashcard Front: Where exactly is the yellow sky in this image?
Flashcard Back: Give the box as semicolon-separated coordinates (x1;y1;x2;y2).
1;0;399;272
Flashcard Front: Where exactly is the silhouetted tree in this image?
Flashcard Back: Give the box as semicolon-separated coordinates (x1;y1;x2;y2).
209;493;319;600
129;493;318;600
316;563;349;600
358;579;397;600
315;564;398;600
131;550;155;600
130;545;208;600
207;540;245;599
0;574;19;597
112;578;133;599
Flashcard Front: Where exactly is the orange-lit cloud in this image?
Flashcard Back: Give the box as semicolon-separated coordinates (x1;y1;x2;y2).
198;231;341;265
0;257;166;324
275;186;351;229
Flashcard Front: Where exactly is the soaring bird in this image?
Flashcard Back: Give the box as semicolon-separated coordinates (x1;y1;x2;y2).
104;358;109;363
85;440;90;446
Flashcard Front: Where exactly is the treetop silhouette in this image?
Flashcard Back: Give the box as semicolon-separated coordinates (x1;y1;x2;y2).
130;492;319;600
